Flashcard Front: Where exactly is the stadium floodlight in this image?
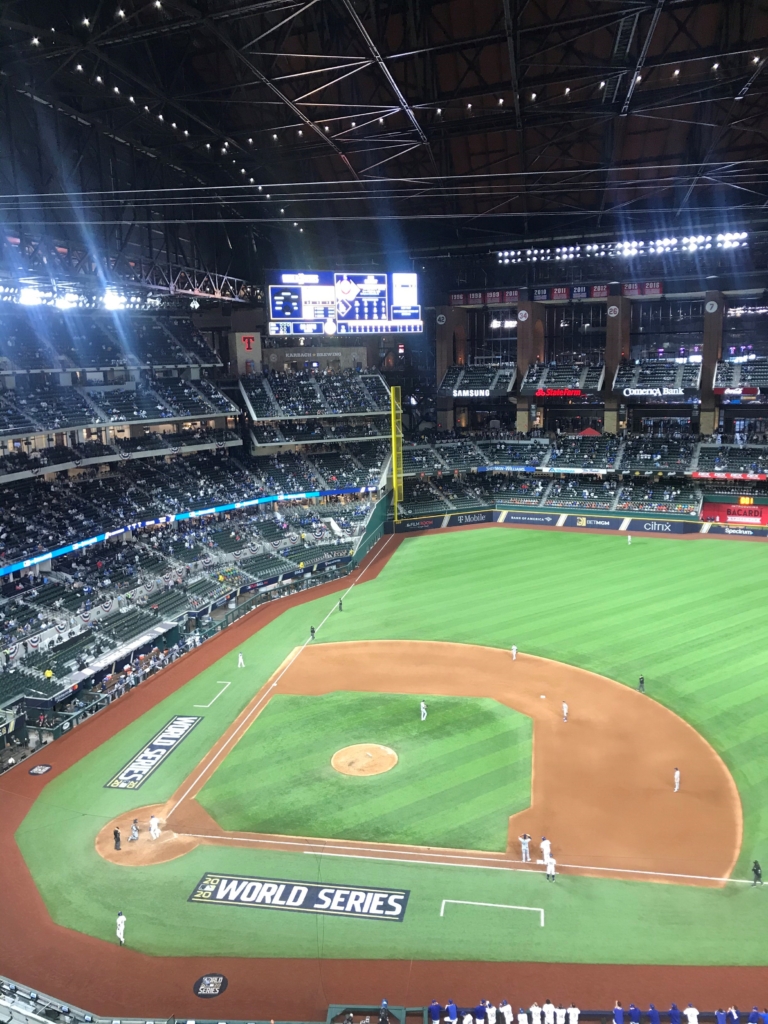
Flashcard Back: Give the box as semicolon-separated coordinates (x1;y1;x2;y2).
489;319;501;329
503;320;517;328
54;293;79;310
19;287;42;306
103;289;126;310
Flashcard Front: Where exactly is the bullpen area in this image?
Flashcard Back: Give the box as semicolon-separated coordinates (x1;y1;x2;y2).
4;527;768;1018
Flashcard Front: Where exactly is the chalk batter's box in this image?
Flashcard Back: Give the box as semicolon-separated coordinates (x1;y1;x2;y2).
189;872;410;921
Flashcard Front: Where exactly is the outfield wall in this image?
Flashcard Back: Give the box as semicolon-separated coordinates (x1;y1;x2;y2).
386;507;768;539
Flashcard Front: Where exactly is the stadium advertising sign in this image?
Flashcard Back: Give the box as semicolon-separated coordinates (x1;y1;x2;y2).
693;470;768;481
453;388;490;398
713;386;760;399
564;515;621;530
621;387;687;398
627;519;691;534
401;517;442;532
448;511;494;527
502;511;558;526
105;716;202;790
707;524;768;537
189;873;410;921
535;388;584;398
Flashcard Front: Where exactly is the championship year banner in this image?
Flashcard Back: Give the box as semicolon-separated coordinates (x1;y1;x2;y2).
105;715;202;790
189;873;410;922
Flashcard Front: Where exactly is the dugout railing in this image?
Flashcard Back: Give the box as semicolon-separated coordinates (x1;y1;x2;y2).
0;979;742;1024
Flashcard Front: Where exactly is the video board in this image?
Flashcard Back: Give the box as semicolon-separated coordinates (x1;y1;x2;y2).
267;270;422;336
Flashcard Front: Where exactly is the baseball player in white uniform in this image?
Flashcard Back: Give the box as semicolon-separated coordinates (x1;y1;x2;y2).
511;645;517;660
567;1007;580;1024
237;652;244;668
529;1004;542;1024
517;1011;528;1024
420;700;428;721
555;1008;567;1024
500;1003;513;1024
149;814;161;840
116;911;126;945
519;833;532;862
562;701;568;723
543;1001;555;1024
486;1003;497;1024
674;767;680;793
540;836;551;862
546;855;557;881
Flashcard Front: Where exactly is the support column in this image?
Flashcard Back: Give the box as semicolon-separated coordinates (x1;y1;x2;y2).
603;283;630;434
435;306;467;388
700;281;723;437
515;294;545;433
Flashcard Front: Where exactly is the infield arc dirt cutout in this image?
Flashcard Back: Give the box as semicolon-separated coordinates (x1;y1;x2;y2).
96;640;742;886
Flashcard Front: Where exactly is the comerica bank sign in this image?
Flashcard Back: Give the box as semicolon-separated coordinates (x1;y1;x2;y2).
622;387;685;397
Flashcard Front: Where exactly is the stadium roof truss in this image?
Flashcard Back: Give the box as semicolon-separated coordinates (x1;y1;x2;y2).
1;0;768;259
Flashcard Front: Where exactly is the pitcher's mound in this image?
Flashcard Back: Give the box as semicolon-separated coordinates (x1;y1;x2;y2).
332;743;398;776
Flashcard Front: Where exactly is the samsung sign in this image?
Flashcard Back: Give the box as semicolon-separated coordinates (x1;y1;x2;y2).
453;388;490;398
190;873;409;921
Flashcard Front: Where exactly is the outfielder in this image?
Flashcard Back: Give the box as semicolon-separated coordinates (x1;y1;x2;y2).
627;535;632;546
237;652;244;668
116;910;126;946
674;767;680;793
519;832;532;862
562;701;568;723
420;700;428;722
149;814;161;840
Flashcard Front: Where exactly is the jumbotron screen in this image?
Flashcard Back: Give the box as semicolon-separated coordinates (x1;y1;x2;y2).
267;270;423;336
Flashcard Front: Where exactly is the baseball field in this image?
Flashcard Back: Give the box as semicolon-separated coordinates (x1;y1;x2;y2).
5;525;768;1017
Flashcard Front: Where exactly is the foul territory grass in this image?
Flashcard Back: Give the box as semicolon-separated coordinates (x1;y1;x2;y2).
15;527;768;965
197;691;532;849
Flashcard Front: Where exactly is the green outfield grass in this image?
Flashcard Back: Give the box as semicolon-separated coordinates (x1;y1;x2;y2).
197;691;532;849
15;527;768;965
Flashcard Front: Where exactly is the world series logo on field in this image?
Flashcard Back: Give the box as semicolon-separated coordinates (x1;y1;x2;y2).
104;716;202;790
189;872;410;921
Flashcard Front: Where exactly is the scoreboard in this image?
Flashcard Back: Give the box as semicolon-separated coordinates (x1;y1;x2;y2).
267;270;422;336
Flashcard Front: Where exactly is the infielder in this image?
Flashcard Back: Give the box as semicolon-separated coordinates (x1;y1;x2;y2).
511;645;517;661
540;835;551;862
149;814;161;840
562;701;568;723
237;652;244;668
420;700;428;721
674;767;680;793
519;832;532;862
116;910;126;946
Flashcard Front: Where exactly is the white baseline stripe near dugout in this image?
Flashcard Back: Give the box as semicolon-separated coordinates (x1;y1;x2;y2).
440;899;545;927
194;680;231;708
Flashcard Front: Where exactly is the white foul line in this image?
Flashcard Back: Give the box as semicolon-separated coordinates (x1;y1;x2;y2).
440;899;545;927
166;681;276;819
167;533;395;821
194;681;231;708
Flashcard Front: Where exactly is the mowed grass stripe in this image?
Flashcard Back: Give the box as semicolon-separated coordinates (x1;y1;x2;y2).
197;691;532;851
